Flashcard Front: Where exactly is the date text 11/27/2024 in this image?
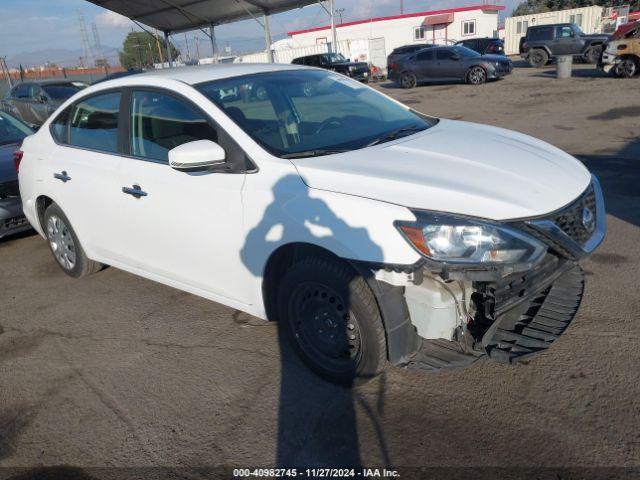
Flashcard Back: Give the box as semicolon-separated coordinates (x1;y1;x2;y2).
233;468;400;478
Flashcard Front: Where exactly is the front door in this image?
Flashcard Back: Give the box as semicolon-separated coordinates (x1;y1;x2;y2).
435;48;463;79
115;89;246;301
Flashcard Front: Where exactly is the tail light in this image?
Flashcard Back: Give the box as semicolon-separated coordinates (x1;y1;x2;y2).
13;150;23;174
391;63;397;71
522;42;529;49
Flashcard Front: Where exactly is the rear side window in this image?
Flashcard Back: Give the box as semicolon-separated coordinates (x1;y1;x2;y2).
130;90;218;163
529;27;553;41
68;92;121;153
416;50;433;61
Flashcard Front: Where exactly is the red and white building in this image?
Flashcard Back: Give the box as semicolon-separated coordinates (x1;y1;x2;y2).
287;4;504;53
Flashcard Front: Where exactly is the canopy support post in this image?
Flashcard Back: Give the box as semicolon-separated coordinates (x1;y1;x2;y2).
164;31;173;68
329;0;337;53
263;12;274;63
209;24;219;63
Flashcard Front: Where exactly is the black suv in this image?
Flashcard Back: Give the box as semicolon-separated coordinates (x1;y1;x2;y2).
455;37;505;55
291;53;369;81
520;23;609;67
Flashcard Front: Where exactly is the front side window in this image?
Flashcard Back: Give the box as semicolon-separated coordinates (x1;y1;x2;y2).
68;92;121;153
13;84;30;99
556;26;575;38
436;49;456;60
130;90;218;163
450;46;480;58
42;83;85;101
196;70;434;158
462;20;476;36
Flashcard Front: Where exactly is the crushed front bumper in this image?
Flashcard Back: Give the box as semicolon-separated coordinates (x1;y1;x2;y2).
0;196;31;239
599;51;620;72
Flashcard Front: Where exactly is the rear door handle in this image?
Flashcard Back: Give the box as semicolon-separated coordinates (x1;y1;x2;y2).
122;185;147;198
54;171;71;182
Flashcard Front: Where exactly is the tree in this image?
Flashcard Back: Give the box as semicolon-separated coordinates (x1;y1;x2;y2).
119;31;179;70
512;0;640;17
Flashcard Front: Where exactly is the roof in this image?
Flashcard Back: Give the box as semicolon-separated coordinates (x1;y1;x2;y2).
85;0;318;33
97;63;306;87
288;4;505;36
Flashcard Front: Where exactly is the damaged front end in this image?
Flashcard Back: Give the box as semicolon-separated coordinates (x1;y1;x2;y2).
374;176;605;371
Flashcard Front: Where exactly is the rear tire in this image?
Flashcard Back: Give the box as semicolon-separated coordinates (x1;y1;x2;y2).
43;203;102;278
529;49;549;68
277;256;387;383
400;71;417;89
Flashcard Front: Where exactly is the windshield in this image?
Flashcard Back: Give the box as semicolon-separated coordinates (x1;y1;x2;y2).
0;112;32;146
323;53;347;63
451;46;481;58
42;83;85;100
574;25;586;36
196;70;434;158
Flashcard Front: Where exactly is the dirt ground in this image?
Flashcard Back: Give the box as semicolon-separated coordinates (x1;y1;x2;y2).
0;63;639;478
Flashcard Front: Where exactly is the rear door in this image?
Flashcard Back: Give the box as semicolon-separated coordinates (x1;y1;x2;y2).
411;49;436;80
45;90;126;261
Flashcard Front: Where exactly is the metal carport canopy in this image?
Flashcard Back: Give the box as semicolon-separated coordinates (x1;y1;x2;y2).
86;0;319;33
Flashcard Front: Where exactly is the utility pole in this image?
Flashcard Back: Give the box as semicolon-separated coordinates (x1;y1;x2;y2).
209;24;218;64
400;0;404;15
263;12;274;63
184;32;191;60
154;29;164;66
329;0;338;53
336;8;345;24
164;31;173;68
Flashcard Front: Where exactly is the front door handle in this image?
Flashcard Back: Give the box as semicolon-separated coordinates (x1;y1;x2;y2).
54;171;71;182
122;185;147;198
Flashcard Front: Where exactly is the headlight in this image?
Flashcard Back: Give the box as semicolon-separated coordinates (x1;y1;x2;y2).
396;213;546;268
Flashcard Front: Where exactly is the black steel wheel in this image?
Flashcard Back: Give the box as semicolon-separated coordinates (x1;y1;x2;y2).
277;256;387;383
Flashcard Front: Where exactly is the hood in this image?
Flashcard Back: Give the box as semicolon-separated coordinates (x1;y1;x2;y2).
582;33;610;41
480;54;511;62
332;61;368;68
290;119;591;221
0;142;20;184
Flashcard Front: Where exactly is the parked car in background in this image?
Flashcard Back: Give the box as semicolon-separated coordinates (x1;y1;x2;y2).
387;43;436;70
519;23;609;67
389;45;512;88
1;80;87;128
600;21;640;78
0;111;33;238
455;37;505;55
92;69;144;85
292;53;369;81
17;63;604;382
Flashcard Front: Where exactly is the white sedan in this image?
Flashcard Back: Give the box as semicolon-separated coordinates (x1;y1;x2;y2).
17;63;605;382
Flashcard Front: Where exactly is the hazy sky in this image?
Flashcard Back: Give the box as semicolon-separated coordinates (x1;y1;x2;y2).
0;0;520;63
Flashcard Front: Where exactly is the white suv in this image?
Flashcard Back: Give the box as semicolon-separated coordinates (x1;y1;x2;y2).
17;64;605;382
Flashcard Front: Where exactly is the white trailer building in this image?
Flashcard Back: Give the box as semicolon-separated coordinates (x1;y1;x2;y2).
287;3;504;62
503;5;604;55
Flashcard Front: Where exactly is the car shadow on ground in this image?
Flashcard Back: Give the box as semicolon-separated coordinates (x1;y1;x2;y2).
532;67;608;79
578;138;640;228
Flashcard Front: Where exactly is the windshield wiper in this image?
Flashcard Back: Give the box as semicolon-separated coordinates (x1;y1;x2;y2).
365;124;426;148
281;149;350;159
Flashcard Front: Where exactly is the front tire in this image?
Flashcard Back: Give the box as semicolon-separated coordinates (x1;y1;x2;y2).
277;256;387;383
466;66;487;85
618;57;638;78
585;45;602;64
43;203;102;278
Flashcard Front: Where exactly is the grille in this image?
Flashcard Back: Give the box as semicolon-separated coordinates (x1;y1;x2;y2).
551;184;596;245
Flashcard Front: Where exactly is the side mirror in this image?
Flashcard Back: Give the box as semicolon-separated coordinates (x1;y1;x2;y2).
451;54;462;61
168;140;226;172
37;94;48;103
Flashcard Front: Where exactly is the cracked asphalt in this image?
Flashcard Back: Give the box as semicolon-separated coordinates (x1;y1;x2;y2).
0;63;639;475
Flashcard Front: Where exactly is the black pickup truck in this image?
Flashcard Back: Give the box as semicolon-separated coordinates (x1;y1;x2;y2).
520;23;609;67
292;53;369;81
